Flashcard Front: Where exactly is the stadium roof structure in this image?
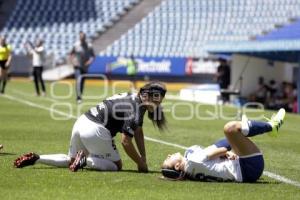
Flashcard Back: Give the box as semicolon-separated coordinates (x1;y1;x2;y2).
205;39;300;113
205;40;300;63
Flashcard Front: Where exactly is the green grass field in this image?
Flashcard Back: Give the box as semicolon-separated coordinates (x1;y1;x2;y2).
1;80;300;200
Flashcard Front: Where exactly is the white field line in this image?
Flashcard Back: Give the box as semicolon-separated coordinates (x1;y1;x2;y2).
144;136;188;150
10;89;68;104
263;171;300;187
1;93;300;188
3;94;76;120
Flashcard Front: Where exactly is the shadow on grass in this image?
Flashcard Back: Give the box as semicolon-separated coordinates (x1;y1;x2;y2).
119;169;161;174
11;166;282;185
24;166;160;174
158;177;281;184
253;179;281;185
85;168;161;174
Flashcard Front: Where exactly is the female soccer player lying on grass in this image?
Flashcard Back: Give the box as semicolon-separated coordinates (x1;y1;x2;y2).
14;82;167;172
161;108;285;182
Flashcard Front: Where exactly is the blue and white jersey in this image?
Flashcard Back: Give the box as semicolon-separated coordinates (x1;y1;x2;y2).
183;145;243;182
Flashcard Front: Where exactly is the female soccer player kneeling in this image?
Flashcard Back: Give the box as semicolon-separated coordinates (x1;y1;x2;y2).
14;82;167;172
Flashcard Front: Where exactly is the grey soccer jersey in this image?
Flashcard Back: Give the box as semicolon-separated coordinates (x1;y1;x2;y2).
85;93;146;137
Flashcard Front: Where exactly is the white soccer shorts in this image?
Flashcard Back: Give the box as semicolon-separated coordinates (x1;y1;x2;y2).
68;114;120;162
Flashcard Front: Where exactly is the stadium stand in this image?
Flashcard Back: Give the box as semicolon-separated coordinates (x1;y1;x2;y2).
1;0;299;65
0;0;141;63
103;0;300;58
257;19;300;41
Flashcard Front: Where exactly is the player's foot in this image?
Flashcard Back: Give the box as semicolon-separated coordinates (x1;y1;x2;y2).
69;150;86;172
0;144;3;150
14;152;40;168
268;108;286;137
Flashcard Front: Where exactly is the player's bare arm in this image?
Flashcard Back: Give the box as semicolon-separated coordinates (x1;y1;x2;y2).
121;133;148;172
134;127;146;162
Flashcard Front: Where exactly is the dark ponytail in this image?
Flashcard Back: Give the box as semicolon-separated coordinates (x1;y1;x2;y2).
148;105;167;131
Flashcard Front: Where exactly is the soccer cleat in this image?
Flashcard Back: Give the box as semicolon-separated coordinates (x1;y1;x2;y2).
69;150;86;172
0;144;3;150
267;108;286;137
14;152;40;168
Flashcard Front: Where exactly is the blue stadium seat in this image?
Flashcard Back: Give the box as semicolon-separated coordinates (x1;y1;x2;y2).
0;0;138;63
101;0;300;58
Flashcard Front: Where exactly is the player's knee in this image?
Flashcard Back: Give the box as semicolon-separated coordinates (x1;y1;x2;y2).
224;121;240;135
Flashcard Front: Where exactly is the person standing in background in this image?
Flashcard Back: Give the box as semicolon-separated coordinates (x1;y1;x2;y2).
107;55;138;92
126;55;138;91
215;58;231;103
25;39;46;96
0;36;12;94
69;32;95;104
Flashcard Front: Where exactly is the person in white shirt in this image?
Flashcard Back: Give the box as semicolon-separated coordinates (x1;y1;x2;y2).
25;39;46;96
161;108;285;183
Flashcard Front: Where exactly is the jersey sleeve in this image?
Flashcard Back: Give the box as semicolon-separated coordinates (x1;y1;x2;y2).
184;145;207;162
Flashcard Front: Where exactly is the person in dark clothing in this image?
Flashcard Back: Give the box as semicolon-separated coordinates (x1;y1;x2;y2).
216;58;231;103
70;32;95;103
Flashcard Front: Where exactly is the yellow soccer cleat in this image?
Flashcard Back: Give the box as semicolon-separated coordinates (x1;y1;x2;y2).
267;108;286;137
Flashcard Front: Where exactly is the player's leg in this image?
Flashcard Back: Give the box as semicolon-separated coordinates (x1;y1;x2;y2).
38;66;46;95
36;154;71;167
222;120;263;182
86;156;120;171
78;115;121;171
223;121;260;156
65;115;93;171
14;152;72;168
68;115;89;160
33;67;40;95
74;68;82;102
0;67;3;90
80;73;85;94
1;68;8;93
223;108;285;156
14;117;85;169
